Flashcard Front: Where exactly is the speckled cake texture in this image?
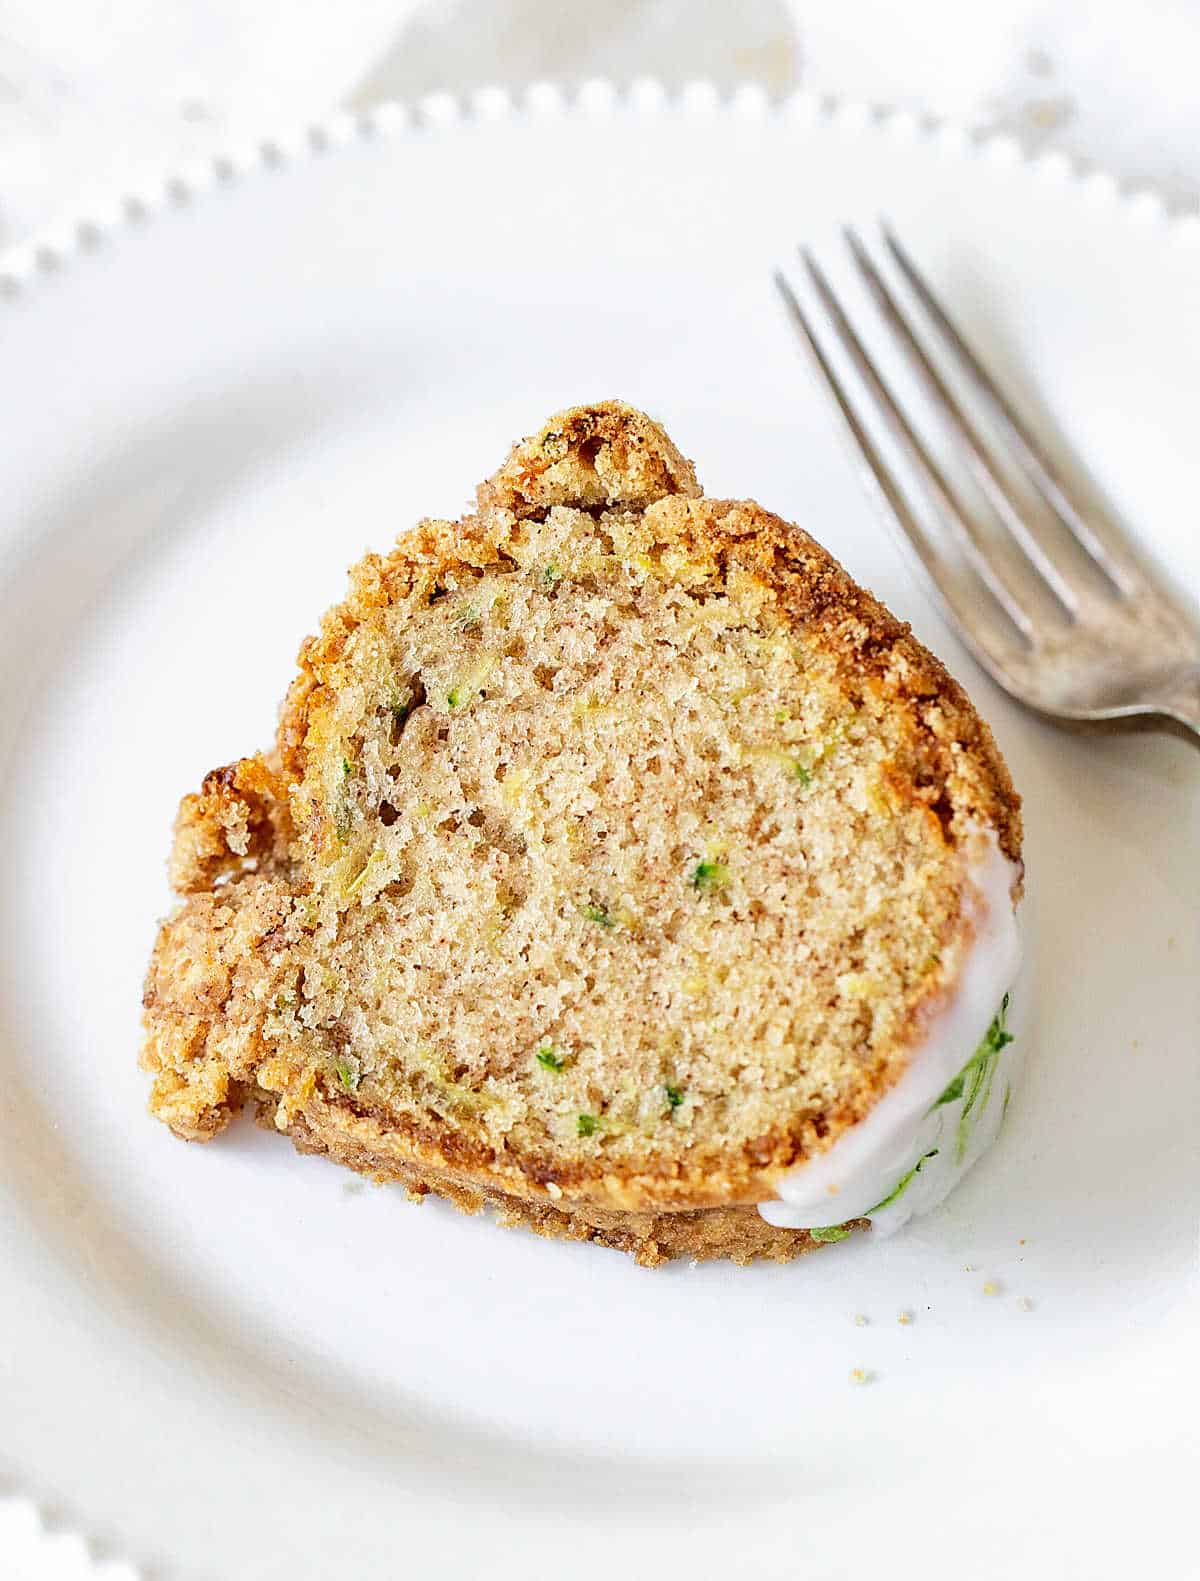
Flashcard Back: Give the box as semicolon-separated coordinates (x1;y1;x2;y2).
142;401;1021;1265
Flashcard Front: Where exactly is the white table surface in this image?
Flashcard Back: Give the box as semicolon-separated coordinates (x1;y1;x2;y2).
1;1;1196;1574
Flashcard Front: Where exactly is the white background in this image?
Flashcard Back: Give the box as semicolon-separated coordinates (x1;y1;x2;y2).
1;3;1196;1576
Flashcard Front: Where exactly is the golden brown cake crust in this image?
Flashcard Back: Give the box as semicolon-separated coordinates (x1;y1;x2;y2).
279;1101;857;1267
141;401;1022;1262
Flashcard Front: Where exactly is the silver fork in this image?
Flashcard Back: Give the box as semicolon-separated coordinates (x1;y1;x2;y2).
775;226;1200;747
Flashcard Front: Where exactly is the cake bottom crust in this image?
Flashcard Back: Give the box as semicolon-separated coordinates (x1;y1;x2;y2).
276;1104;865;1267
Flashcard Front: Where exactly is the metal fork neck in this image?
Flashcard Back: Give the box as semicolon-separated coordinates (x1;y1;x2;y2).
1156;670;1200;746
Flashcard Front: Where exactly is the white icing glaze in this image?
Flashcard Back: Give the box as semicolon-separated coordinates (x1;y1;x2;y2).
759;825;1022;1238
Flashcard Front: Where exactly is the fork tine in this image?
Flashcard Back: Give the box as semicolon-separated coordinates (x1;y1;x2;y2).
880;223;1142;596
773;269;1026;677
845;226;1082;617
797;248;1040;642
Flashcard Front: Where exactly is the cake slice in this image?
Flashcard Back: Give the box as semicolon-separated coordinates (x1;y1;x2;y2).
142;402;1023;1265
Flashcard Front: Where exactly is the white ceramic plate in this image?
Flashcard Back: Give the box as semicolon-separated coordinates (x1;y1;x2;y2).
1;87;1197;1581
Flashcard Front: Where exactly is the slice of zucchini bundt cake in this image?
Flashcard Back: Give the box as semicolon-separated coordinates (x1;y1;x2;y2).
142;401;1023;1265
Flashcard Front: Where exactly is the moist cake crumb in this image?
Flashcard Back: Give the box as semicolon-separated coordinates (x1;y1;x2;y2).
140;400;1022;1264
